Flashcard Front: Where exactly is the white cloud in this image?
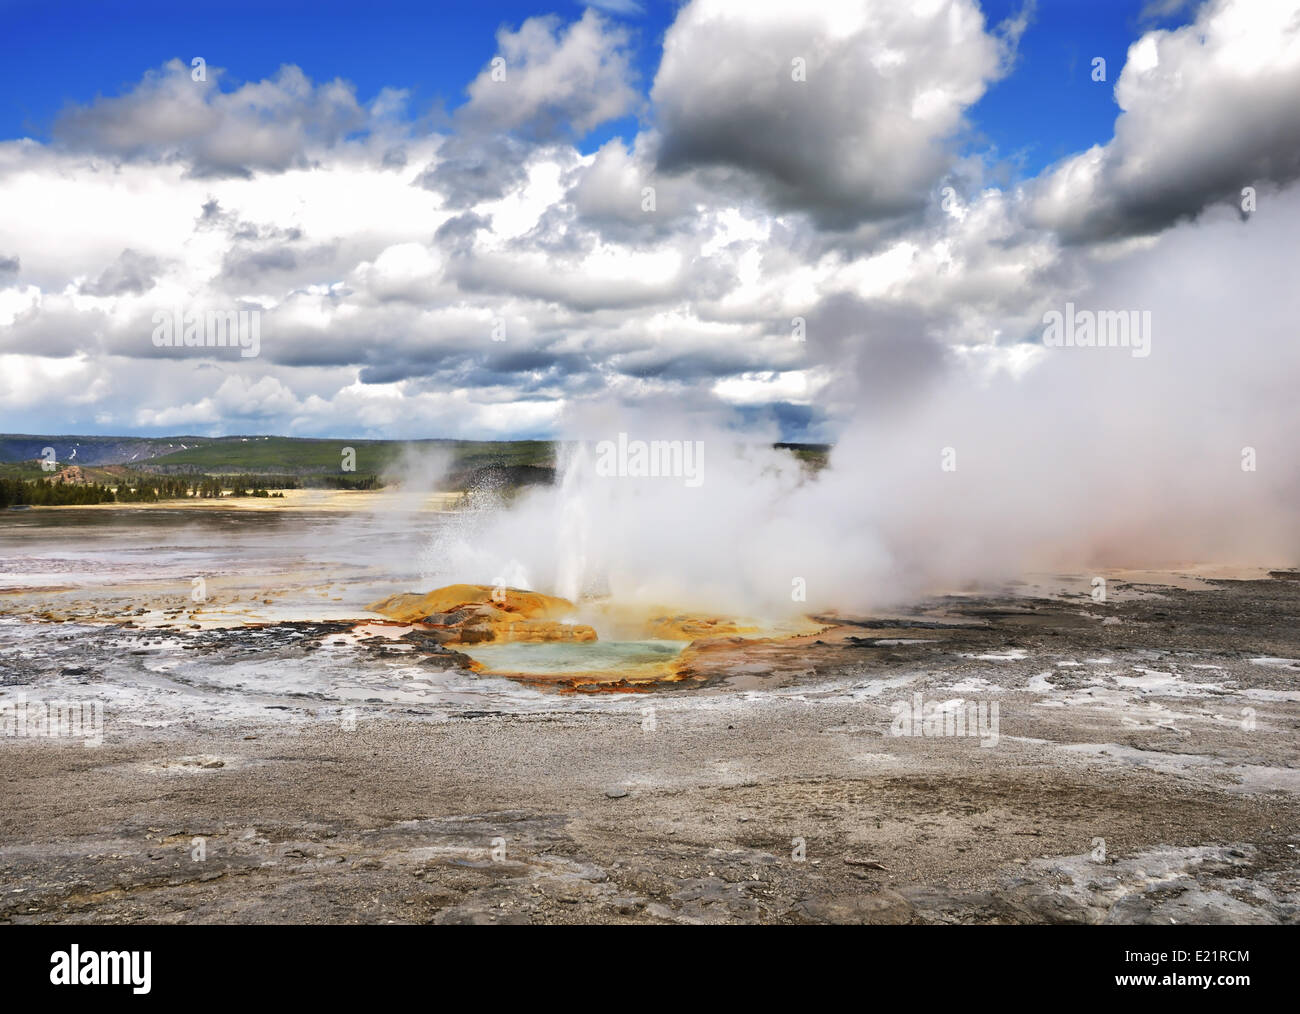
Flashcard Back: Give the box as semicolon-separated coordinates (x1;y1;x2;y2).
53;61;367;177
0;0;1297;451
460;10;639;139
1029;0;1300;241
650;0;1015;227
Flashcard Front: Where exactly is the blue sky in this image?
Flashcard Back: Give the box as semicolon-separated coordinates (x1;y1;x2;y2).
1;0;1195;178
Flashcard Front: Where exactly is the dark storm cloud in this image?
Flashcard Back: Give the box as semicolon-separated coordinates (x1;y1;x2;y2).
0;255;19;274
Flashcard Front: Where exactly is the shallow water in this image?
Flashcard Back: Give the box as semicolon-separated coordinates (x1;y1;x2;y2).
465;639;685;676
0;508;700;713
0;506;438;622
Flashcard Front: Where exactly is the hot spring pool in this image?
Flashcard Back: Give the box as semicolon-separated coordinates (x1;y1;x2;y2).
463;639;686;677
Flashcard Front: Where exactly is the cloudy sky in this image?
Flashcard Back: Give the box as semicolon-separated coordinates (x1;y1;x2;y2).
1;0;1298;440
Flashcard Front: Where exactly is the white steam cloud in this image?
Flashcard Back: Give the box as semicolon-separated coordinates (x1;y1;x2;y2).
418;187;1299;620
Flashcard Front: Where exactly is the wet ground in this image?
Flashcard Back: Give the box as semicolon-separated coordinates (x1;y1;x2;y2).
1;509;1298;923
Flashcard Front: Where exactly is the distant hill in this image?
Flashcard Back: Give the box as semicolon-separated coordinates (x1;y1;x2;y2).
0;434;220;466
0;434;556;483
138;437;554;476
0;434;828;487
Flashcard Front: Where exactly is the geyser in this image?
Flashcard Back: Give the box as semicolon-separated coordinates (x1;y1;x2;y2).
414;192;1298;617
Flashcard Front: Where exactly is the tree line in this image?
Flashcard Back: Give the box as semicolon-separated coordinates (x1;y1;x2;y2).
0;474;292;507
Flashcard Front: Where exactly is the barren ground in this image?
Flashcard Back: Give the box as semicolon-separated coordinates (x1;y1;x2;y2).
2;563;1297;924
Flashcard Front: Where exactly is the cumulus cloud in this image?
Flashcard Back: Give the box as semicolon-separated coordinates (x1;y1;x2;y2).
419;11;637;208
53;60;367;177
460;10;638;140
1029;0;1300;242
0;0;1297;458
352;243;446;303
651;0;1016;228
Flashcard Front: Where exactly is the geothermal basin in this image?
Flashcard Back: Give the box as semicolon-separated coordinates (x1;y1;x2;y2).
2;503;1298;925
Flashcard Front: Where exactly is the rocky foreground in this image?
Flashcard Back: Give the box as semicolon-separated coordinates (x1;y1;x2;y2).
1;574;1298;924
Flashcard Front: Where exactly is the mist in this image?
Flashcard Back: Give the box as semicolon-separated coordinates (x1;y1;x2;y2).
414;191;1299;621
